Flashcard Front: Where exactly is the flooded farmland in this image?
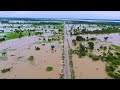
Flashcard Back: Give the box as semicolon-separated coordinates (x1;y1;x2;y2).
0;18;120;79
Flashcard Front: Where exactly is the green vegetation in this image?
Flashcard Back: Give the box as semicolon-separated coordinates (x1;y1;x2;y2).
112;45;120;52
1;67;12;73
28;56;34;61
42;43;45;46
2;30;36;40
106;59;120;79
76;36;85;41
88;42;94;50
89;54;99;61
0;37;5;41
58;29;63;33
81;27;120;34
78;44;87;58
5;32;20;40
72;39;77;46
46;67;53;72
35;32;43;35
17;56;24;60
86;37;96;42
0;56;7;61
100;45;103;49
35;47;40;50
69;49;75;79
103;46;107;51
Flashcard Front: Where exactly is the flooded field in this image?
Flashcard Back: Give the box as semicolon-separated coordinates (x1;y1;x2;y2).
0;20;120;79
0;22;64;79
72;55;108;79
66;24;120;79
0;35;63;79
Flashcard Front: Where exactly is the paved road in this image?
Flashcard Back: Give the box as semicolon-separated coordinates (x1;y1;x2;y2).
64;22;70;79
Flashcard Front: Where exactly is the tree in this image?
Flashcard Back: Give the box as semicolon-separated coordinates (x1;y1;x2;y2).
72;39;76;46
76;36;85;41
28;32;31;36
81;29;86;33
88;42;94;50
79;44;86;58
103;46;107;51
0;38;5;41
51;45;55;50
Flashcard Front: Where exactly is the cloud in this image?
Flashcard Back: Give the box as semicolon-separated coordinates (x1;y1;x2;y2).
0;11;120;19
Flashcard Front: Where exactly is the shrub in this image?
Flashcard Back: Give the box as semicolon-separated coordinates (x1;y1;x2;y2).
89;54;93;57
108;51;113;56
78;44;86;58
46;67;53;72
103;46;107;51
88;42;94;50
91;55;99;61
35;47;40;50
0;38;5;41
115;52;120;55
1;67;12;73
72;39;76;46
106;65;116;72
28;56;34;61
103;52;107;56
42;44;45;46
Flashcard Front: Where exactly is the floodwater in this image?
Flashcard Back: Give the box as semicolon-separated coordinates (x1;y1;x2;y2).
67;24;120;79
0;35;62;79
68;33;120;56
72;55;110;79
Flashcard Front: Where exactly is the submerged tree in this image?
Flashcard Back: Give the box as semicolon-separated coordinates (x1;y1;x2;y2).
51;45;55;50
72;39;77;46
79;44;86;58
76;36;85;41
88;42;94;50
104;37;109;40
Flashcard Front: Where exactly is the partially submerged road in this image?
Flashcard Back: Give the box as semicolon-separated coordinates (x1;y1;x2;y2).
64;22;70;79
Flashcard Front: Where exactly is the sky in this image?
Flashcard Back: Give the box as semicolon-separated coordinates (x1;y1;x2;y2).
0;11;120;19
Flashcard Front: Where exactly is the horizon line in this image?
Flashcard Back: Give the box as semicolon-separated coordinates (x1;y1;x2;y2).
0;17;120;20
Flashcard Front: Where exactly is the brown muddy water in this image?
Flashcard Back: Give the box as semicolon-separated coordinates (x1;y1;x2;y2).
72;55;110;79
68;33;120;55
0;36;63;79
68;33;120;79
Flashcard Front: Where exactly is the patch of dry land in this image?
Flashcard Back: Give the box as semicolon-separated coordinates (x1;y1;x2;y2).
0;35;63;79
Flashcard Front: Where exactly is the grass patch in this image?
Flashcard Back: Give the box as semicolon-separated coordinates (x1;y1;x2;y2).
112;45;120;52
89;54;100;61
0;56;7;61
5;32;20;40
86;37;96;42
42;43;45;46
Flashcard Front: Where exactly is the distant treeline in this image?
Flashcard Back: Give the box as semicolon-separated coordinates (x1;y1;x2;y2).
66;21;120;26
8;22;62;25
0;18;60;21
81;27;120;34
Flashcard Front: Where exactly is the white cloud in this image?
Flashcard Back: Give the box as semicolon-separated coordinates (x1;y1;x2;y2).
0;11;120;19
